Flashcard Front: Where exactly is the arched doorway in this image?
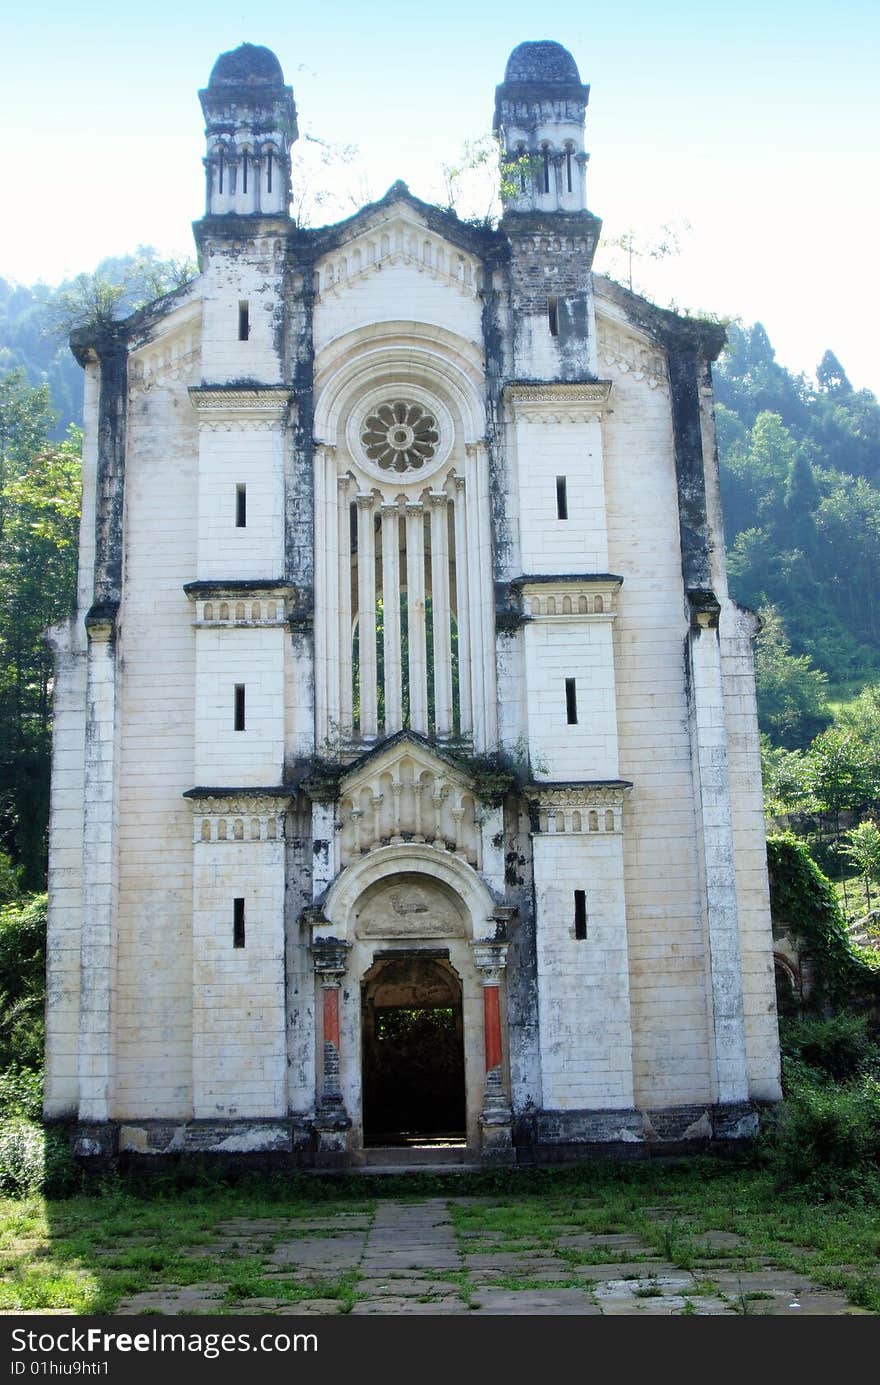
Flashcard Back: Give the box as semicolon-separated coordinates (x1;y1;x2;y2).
361;954;466;1146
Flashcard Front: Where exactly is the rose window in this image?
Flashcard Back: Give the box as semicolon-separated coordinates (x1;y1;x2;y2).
360;401;439;473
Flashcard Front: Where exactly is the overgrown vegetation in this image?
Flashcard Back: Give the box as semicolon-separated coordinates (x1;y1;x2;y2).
764;1011;880;1204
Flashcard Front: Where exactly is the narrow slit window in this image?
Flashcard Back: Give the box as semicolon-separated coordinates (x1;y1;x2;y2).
218;151;224;194
234;684;246;731
542;146;550;193
266;150;273;194
565;677;578;725
548;295;559;337
565;146;573;193
574;890;587;940
238;300;249;341
556;476;568;519
233;898;246;949
235;484;247;528
242;150;248;194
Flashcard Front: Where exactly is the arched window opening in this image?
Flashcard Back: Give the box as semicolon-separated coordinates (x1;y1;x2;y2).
266;149;273;194
242;149;249;194
541;145;550;194
564;144;573;193
218;149;225;195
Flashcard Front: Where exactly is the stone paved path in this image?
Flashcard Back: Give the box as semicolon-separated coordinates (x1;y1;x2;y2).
114;1198;864;1316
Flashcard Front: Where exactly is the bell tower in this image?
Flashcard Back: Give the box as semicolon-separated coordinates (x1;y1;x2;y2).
493;39;590;213
199;42;297;218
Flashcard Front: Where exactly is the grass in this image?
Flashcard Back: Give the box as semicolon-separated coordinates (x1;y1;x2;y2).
0;1160;877;1314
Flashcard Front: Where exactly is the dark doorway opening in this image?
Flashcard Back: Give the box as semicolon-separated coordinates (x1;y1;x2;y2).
361;955;466;1146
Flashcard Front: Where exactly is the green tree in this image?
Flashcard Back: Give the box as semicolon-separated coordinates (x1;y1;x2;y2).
0;375;81;885
804;728;874;851
752;605;830;748
760;734;809;816
817;349;852;396
840;820;880;912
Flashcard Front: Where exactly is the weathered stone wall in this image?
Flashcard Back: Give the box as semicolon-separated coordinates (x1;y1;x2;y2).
598;310;715;1107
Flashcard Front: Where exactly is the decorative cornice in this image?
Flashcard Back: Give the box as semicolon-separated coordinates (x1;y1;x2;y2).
188;386;294;429
514;574;623;622
526;782;632;836
512;573;623;588
184;582;298;629
504;380;612;421
526;780;632;799
185;786;293;803
187;789;292;844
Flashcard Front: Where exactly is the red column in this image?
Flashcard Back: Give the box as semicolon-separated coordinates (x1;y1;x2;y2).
483;984;502;1072
323;985;340;1049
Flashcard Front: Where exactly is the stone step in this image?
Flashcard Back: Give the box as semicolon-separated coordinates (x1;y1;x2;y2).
360;1144;471;1167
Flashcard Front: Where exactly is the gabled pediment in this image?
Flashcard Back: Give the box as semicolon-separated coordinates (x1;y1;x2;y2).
335;733;481;869
314;187;485;302
339;731;475;798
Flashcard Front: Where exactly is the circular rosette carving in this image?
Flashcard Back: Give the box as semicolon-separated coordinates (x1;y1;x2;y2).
360;401;439;473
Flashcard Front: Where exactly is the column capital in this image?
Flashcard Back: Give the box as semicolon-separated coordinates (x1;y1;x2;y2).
310;938;350;978
355;491;376;510
472;940;509;982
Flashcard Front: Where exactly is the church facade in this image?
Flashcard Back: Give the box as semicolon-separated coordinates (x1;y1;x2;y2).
45;41;781;1166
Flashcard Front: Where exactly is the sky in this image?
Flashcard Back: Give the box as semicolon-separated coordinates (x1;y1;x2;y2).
3;0;878;391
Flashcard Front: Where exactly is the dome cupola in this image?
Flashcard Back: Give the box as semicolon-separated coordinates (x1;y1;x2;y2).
494;40;590;213
199;44;297;218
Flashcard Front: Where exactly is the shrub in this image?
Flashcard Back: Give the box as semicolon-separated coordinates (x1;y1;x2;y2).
0;894;47;1070
0;1067;43;1121
768;1074;880;1196
0;1119;79;1198
779;1012;879;1085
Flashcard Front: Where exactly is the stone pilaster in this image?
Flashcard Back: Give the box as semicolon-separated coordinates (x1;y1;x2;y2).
311;938;351;1165
472;940;515;1164
78;608;120;1122
686;592;749;1104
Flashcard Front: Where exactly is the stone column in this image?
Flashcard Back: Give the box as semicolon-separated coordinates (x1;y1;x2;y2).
380;501;402;733
472;940;515;1164
337;475;353;737
451;475;473;736
405;500;428;732
429;491;453;736
356;492;378;739
310;937;351;1166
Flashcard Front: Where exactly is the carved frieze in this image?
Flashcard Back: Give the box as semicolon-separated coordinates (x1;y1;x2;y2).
188;791;292;844
526;782;632;835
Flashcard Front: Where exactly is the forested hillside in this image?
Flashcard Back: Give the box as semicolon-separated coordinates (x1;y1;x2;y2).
716;323;880;718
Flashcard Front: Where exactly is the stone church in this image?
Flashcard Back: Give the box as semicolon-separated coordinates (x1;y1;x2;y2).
45;40;781;1166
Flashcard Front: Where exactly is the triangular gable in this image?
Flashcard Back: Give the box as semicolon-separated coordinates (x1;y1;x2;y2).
314;194;483;302
338;730;476;798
